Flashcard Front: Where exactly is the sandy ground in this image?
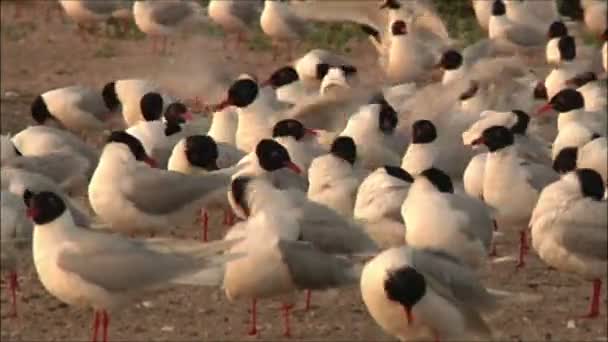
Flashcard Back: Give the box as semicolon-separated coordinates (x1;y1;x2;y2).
1;2;607;342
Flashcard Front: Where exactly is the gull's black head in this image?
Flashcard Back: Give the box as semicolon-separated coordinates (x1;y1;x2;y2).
411;120;437;144
384;165;414;183
185;135;219;171
227;79;259;108
26;191;67;225
391;20;407;36
559;0;584;21
474;126;514;152
265;66;300;89
384;266;426;324
566;72;597;88
547;21;568;39
510;110;530;135
380;0;401;9
420;167;454;193
107;131;151;164
438;50;463;70
272;119;308;141
231;176;252;217
256;139;301;173
140;92;164;121
316;63;330;81
553;147;578;174
460;81;479;101
378;102;398;134
575;168;604;200
102;81;120;111
491;0;506;16
558;35;577;61
533;82;548;100
549;88;585;113
31;96;52;124
331;136;357;165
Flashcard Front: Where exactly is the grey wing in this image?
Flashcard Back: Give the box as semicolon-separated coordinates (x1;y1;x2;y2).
411;249;497;312
449;196;494;250
277;240;358;290
522;162;559;192
5;153;90;186
229;0;261;25
272;169;309;192
80;0;120;15
152;1;194;26
56;235;201;292
295;195;378;253
462;39;502;67
558;200;607;260
74;87;110;118
284;12;309;38
503;25;546;47
515;135;552;165
122;167;231;215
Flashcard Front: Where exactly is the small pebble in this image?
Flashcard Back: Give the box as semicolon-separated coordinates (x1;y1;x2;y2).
567;320;576;329
160;325;174;332
4;91;19;98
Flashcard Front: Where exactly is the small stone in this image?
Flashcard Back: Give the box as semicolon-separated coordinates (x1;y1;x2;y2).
567;320;576;329
141;301;153;308
161;325;174;332
4;91;19;98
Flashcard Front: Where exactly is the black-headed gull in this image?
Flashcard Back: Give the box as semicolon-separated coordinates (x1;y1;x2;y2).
530;169;606;318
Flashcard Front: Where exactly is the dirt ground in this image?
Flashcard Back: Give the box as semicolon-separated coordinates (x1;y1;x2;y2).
1;2;607;342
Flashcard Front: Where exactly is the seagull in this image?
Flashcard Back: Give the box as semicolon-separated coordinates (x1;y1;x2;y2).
544;35;586;99
101;79;171;127
546;21;570;66
565;72;607;112
88;131;232;235
126;98;194;167
471;126;559;268
260;0;309;61
530;169;607;318
1;167;91;228
1;191;33;318
27;190;242;342
2;126;100;193
361;247;500;341
561;0;606;38
168;134;246;240
462;110;552;202
272;119;326;177
537;88;607;134
224;176;365;337
488;0;546;50
209;77;284;153
59;0;133;41
553;136;607;184
354;166;413;248
207;0;262;49
307;136;365;218
402;168;494;268
133;0;208;54
31;85;113;135
551;121;601;160
340;102;401;170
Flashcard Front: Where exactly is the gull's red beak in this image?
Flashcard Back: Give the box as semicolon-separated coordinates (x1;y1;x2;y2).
181;111;194;121
213;99;232;112
305;128;319;136
471;136;485;146
145;157;158;168
26;207;39;220
404;307;414;325
536;103;554;115
285;161;302;174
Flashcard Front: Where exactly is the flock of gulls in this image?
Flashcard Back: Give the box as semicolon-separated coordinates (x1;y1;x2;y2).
1;0;608;341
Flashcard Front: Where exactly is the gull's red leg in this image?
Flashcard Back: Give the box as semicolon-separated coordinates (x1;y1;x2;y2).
248;298;258;336
91;311;100;342
102;310;110;342
581;279;602;318
281;303;294;338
